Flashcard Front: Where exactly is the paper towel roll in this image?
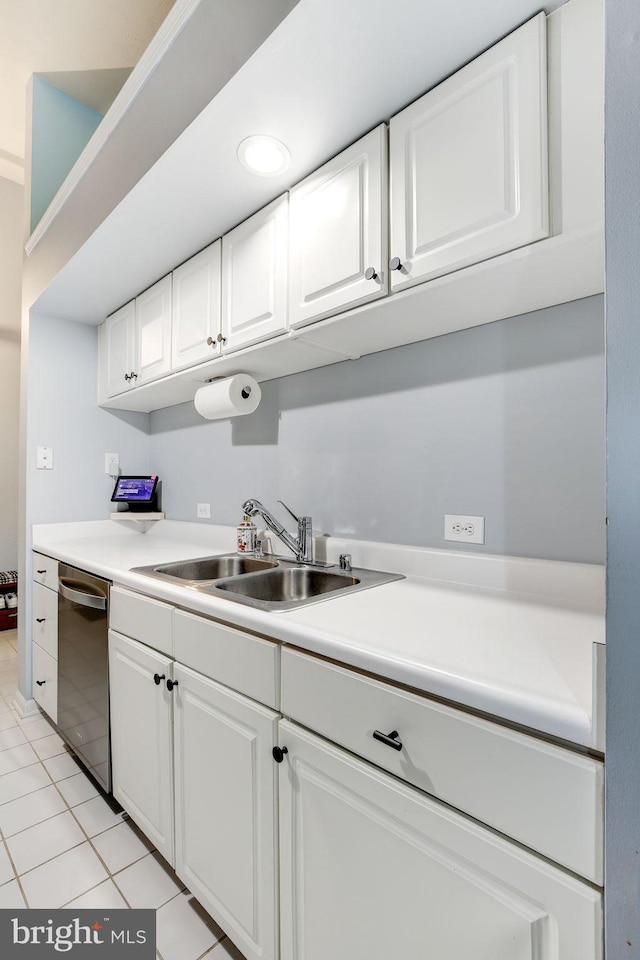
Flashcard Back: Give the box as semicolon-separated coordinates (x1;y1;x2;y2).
194;375;262;420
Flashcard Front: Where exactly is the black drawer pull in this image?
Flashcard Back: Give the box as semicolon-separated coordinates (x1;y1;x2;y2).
272;746;288;763
166;679;179;692
372;729;403;751
37;569;46;574
153;673;166;686
36;618;46;623
36;680;46;686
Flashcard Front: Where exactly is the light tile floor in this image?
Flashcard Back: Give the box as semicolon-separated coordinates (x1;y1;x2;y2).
0;630;246;960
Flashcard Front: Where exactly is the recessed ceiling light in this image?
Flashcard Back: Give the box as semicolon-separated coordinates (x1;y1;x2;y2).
237;135;291;177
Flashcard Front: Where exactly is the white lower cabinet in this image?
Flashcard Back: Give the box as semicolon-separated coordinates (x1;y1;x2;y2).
108;630;175;865
33;581;58;660
173;664;279;960
32;558;59;722
32;642;58;724
277;720;602;960
108;591;602;960
108;618;279;960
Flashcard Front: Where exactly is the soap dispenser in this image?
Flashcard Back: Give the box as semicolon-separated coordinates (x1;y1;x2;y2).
236;514;257;554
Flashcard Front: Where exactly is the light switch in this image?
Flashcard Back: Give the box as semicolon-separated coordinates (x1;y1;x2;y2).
36;446;53;470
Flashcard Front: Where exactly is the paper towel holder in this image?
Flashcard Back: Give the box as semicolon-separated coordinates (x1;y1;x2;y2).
203;375;252;397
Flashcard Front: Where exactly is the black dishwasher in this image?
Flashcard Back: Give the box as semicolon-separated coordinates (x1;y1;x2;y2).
57;563;111;793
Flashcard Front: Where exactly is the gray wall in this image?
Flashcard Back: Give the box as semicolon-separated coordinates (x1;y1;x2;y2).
0;177;23;569
27;313;150;524
150;294;605;563
605;0;640;954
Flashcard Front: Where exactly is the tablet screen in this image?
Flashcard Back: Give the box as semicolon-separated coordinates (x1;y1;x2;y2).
111;476;158;503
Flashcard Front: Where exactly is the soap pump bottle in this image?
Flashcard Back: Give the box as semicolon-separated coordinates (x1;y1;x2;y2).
236;514;257;554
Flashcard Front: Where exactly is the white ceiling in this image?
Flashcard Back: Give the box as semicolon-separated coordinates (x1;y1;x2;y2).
0;0;175;183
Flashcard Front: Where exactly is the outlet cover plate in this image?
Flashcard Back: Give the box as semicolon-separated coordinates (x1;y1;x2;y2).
197;503;211;519
105;453;120;475
36;446;53;470
444;514;485;544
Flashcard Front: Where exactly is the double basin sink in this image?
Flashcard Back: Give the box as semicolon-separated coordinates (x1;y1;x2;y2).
132;553;403;612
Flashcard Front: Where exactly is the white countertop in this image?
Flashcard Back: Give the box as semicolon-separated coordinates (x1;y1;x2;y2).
32;519;605;750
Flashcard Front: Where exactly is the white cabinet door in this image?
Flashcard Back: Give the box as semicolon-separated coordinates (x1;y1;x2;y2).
389;13;549;292
172;241;222;371
108;630;175;865
33;581;58;660
221;195;288;352
289;125;388;328
136;275;172;384
278;721;602;960
174;663;279;960
102;301;136;397
32;642;57;724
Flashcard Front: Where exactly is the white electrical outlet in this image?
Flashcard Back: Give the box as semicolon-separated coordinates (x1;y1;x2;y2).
105;453;120;476
444;514;485;544
197;503;211;519
36;446;53;470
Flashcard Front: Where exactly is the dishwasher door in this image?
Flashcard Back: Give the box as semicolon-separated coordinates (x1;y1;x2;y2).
57;564;111;793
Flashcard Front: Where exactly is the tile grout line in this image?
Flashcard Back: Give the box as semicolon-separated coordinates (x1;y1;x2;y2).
0;645;137;906
0;712;179;913
0;825;31;907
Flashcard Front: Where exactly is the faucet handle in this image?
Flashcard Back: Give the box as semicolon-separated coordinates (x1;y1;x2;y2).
277;499;301;523
339;553;352;572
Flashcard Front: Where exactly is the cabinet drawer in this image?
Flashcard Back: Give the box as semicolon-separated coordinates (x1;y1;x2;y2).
281;648;603;884
110;586;173;656
174;610;279;709
33;582;58;659
32;642;57;724
33;553;58;590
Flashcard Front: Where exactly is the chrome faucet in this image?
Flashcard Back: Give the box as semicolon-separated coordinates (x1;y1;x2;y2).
242;498;314;564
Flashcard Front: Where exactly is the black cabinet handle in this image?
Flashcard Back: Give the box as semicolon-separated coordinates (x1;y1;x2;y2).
372;729;403;751
36;680;46;686
272;746;288;763
166;679;179;692
36;618;45;623
153;673;166;686
37;569;46;574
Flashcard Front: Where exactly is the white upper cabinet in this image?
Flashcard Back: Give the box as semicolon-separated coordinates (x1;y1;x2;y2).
172;242;222;371
102;300;136;398
136;275;172;384
389;13;549;292
289;125;388;328
98;1;601;416
221;195;288;352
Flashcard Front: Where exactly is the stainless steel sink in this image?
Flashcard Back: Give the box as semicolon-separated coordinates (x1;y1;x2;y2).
131;553;403;611
213;567;360;603
132;554;278;584
202;561;403;611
